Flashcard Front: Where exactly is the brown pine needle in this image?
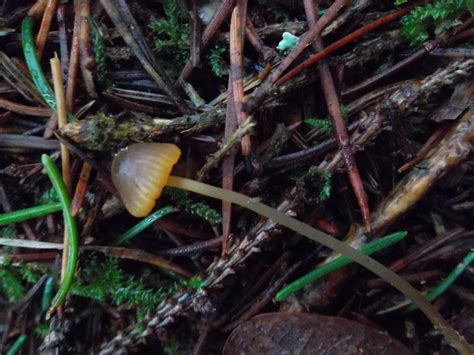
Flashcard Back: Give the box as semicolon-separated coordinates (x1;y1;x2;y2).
36;0;57;59
65;0;81;113
230;0;251;156
222;77;238;255
50;54;72;289
71;162;92;217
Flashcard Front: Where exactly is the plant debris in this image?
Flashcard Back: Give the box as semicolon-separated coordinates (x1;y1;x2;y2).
0;1;474;354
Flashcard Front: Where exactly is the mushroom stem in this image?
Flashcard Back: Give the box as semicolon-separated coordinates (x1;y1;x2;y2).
165;175;472;355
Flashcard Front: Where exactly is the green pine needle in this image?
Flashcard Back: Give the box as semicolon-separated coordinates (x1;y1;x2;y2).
275;231;408;301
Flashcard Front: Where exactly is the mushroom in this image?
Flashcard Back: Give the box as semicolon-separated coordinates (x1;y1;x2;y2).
109;143;467;349
111;143;181;217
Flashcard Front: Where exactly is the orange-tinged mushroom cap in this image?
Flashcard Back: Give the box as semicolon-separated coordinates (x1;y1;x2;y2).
111;143;181;217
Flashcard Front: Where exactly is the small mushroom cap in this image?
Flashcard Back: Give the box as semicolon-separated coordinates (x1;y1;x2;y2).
111;143;181;217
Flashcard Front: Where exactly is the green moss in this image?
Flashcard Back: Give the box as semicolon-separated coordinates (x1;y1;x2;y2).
0;266;25;302
400;0;468;44
89;17;111;89
308;167;332;202
207;45;227;77
17;262;40;284
149;0;190;79
71;256;183;328
305;118;332;133
81;113;138;151
38;188;59;205
164;187;222;224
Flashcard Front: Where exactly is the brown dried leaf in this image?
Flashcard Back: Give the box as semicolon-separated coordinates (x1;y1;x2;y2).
223;313;413;355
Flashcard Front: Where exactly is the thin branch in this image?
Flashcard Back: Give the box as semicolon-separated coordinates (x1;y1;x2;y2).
304;0;371;228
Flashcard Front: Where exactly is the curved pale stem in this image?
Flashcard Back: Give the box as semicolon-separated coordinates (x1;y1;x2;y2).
166;175;472;354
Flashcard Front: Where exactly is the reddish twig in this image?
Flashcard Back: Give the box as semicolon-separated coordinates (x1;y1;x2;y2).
275;5;413;87
78;0;97;99
304;0;371;228
82;246;192;278
230;0;250;156
389;228;465;273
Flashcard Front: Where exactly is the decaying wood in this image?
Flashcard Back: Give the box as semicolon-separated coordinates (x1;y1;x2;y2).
60;108;225;151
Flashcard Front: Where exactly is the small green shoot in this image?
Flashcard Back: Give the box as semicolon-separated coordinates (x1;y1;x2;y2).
275;231;408;301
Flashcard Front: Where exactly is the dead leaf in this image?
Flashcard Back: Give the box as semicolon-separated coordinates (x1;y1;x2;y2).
223;313;413;355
